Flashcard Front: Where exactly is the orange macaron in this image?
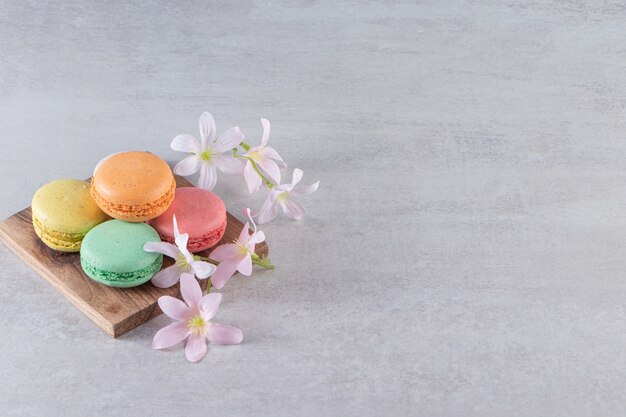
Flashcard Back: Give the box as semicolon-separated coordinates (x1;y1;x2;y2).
91;151;176;222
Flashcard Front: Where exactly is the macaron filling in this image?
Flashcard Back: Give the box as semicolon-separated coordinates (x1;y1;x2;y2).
81;254;163;285
33;217;85;249
158;219;227;252
90;178;176;219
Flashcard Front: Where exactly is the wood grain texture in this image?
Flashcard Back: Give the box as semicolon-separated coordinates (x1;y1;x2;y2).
0;175;268;337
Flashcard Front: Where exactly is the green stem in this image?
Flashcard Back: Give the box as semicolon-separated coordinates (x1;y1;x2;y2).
194;256;219;265
251;253;275;270
253;258;275;270
196;254;274;270
204;279;212;295
234;154;275;189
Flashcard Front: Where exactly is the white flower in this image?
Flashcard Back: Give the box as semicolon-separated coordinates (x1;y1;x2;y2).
243;118;286;193
171;112;245;191
209;208;266;289
256;169;319;224
144;216;216;288
152;273;243;363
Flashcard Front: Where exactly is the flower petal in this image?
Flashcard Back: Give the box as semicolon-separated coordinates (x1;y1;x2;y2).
256;194;280;225
158;296;192;321
258;158;281;184
210;260;240;289
238;254;253;276
175;233;194;263
173;155;201;176
208;323;243;345
143;241;180;259
248;231;265;246
292;180;320;196
190;261;216;279
238;222;251;244
243;161;262;194
185;333;208;362
210;243;238;262
262;146;286;167
180;273;202;309
199;112;216;149
274;183;292;193
244;207;257;234
280;197;306;220
171;134;200;153
291;168;303;187
200;292;222;321
152;321;189;350
260;118;270;146
245;145;263;162
213;126;244;152
198;163;217;191
151;265;183;288
214;154;244;175
172;215;181;238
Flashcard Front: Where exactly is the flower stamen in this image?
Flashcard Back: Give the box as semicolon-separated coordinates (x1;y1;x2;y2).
233;238;249;256
199;149;214;162
175;253;192;271
276;191;289;203
247;150;262;161
187;315;206;335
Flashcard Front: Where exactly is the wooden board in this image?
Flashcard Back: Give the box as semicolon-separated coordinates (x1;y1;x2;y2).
0;175;268;338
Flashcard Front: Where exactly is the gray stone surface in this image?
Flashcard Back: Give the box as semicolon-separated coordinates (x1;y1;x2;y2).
1;0;626;415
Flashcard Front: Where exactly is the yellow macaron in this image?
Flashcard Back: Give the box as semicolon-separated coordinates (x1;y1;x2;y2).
32;179;110;252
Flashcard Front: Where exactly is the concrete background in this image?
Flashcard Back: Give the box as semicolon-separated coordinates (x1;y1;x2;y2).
2;1;626;416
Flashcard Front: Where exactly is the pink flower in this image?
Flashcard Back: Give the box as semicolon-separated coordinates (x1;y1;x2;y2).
153;273;243;362
209;209;266;289
171;112;245;191
243;118;286;193
144;216;216;288
256;168;319;224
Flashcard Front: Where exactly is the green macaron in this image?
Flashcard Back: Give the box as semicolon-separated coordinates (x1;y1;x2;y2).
80;219;163;288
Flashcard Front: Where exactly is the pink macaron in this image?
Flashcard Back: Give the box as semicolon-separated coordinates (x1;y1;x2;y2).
148;187;227;252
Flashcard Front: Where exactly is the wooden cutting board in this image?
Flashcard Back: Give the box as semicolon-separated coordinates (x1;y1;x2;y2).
0;175;268;338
